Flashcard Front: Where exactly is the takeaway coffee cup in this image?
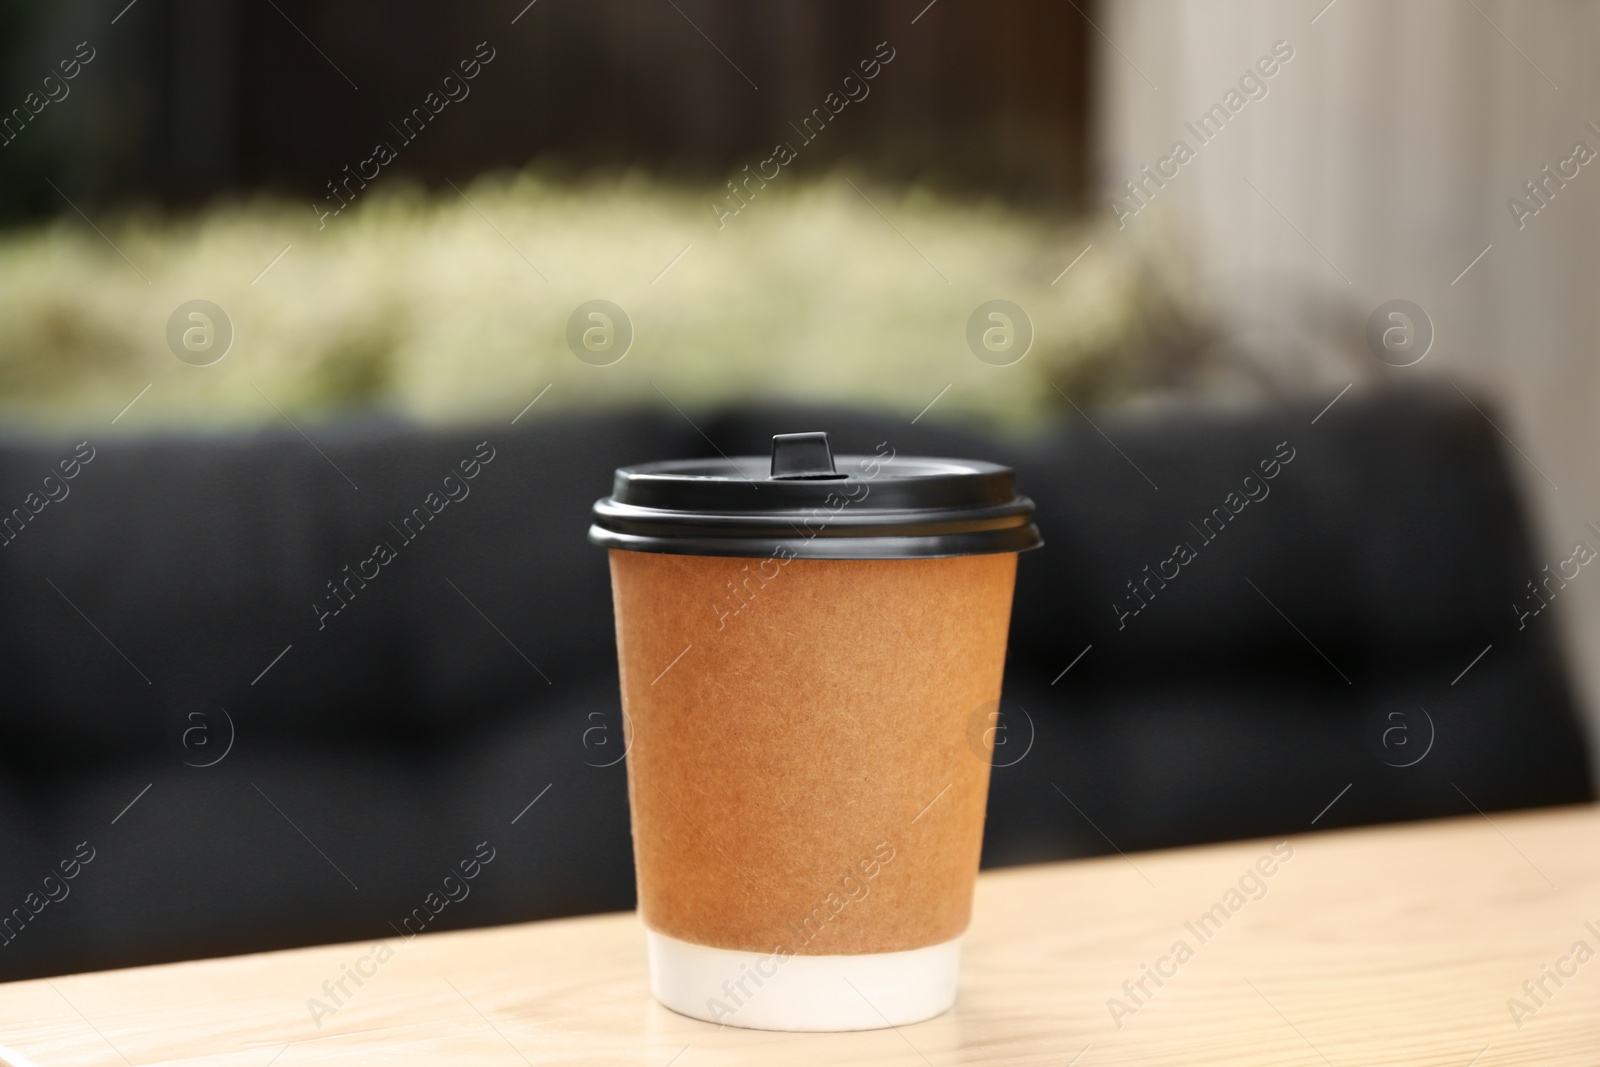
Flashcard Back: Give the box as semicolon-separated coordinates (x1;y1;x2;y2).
589;431;1041;1031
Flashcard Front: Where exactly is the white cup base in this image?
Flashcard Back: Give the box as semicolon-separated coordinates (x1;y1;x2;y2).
646;929;960;1032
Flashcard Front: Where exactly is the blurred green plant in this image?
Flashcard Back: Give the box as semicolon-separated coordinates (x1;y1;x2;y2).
0;170;1205;432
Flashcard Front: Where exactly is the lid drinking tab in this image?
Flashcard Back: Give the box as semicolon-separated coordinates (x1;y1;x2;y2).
769;432;843;480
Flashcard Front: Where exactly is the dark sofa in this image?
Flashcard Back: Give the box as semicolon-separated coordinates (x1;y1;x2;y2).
0;385;1590;981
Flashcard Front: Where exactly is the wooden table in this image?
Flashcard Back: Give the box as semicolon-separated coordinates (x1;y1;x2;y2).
3;805;1597;1066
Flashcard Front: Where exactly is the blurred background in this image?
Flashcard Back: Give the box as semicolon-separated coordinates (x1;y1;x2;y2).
2;0;1597;978
5;0;1595;746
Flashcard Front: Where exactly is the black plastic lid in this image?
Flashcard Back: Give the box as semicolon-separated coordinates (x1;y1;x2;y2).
588;431;1043;560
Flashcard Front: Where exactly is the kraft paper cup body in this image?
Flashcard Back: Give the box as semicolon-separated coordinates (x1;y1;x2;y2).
606;548;1020;1031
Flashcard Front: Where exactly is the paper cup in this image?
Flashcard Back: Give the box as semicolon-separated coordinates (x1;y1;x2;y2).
591;432;1040;1030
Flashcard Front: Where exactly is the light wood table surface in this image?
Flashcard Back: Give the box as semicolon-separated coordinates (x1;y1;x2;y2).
3;804;1597;1066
